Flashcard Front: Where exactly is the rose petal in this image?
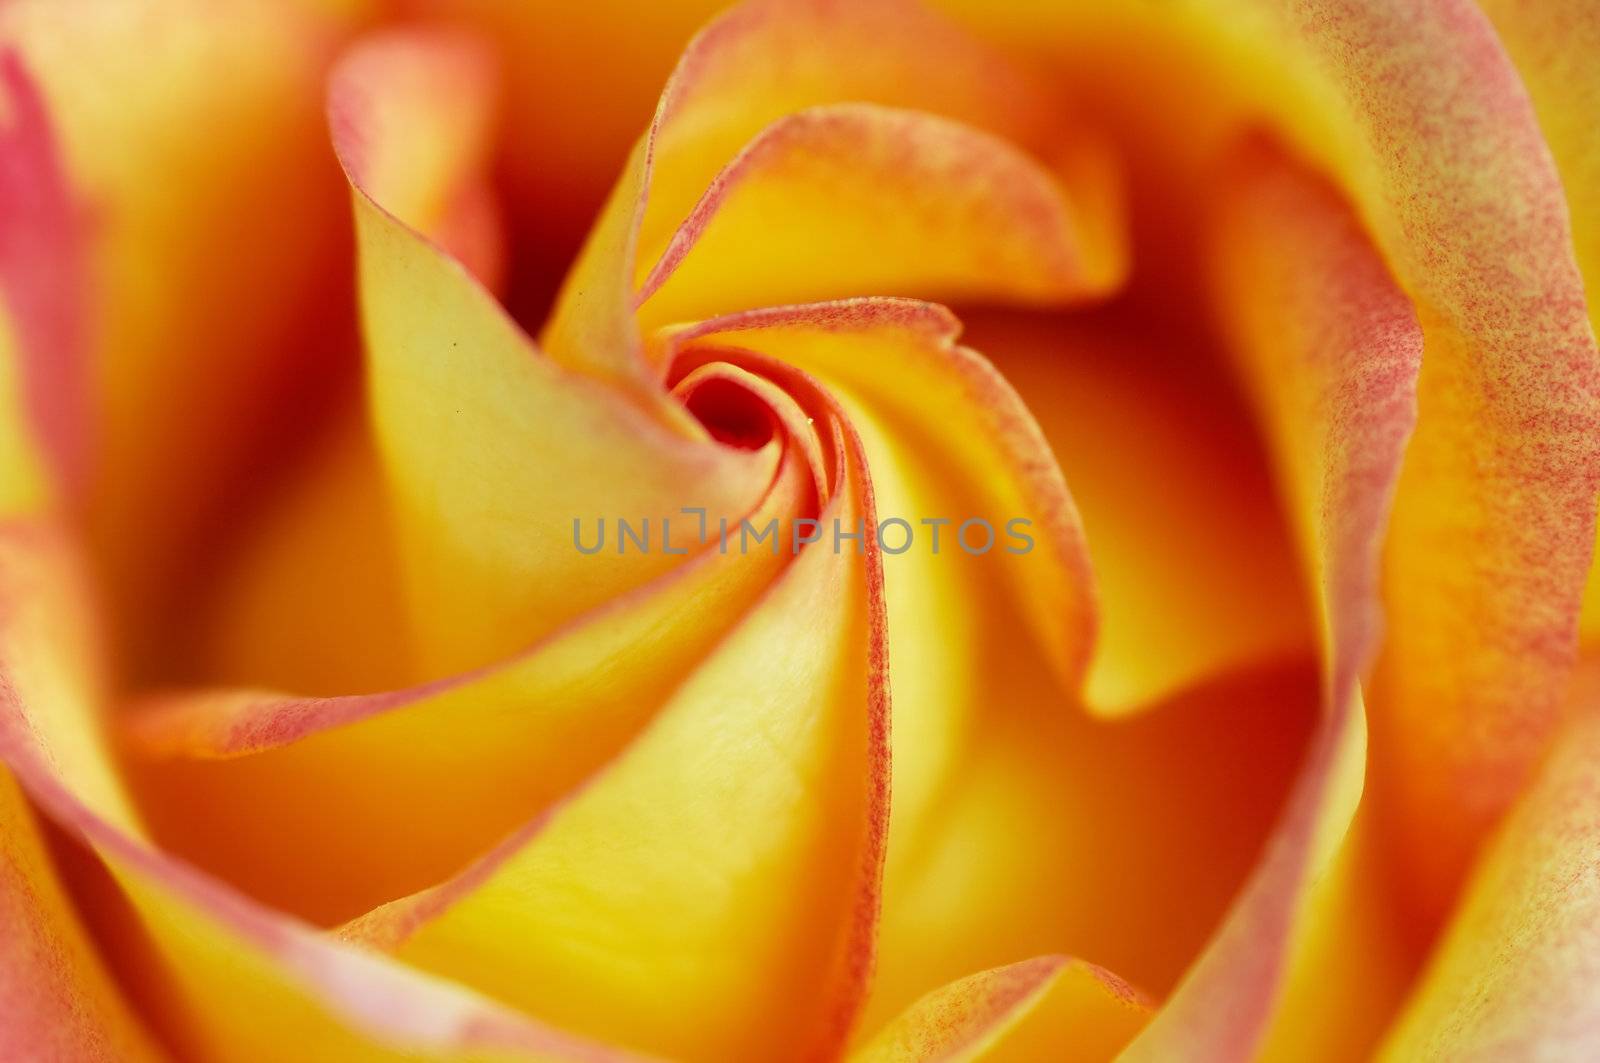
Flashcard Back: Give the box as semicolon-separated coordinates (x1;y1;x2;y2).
945;0;1600;923
329;28;774;676
634;103;1119;329
1477;0;1600;655
0;49;88;507
340;366;889;1062
175;405;414;696
660;298;1094;687
1118;141;1423;1059
0;0;375;664
968;308;1314;715
122;414;815;923
0;769;161;1061
1380;681;1600;1059
0;519;659;1061
661;300;1106;947
328;27;505;287
849;955;1150;1063
542;0;1122;388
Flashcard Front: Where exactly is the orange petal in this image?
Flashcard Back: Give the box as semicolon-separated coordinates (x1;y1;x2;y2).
660;298;1095;687
0;49;89;507
0;518;655;1062
121;418;815;923
0;0;377;671
171;401;413;697
543;0;1122;387
942;0;1600;920
330;27;773;675
850;956;1151;1063
1480;0;1600;657
0;768;161;1061
1381;677;1600;1058
1120;140;1424;1059
340;368;888;1063
635;104;1119;329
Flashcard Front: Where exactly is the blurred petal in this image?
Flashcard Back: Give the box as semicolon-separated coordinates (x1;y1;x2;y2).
1381;684;1600;1059
176;403;413;696
0;0;377;671
329;26;505;286
968;308;1313;714
0;518;656;1062
1121;140;1422;1059
342;369;888;1062
330;29;773;675
850;956;1150;1063
940;0;1600;921
0;50;89;506
0;770;161;1061
1254;808;1415;1063
122;427;815;924
1476;0;1600;330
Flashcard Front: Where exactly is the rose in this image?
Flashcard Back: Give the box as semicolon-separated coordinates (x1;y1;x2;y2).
1;0;1597;1059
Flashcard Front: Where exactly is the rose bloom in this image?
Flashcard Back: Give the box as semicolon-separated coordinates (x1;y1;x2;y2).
2;0;1599;1059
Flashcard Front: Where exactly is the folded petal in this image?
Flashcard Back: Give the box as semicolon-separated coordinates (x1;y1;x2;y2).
0;518;654;1062
122;422;815;924
341;368;888;1062
850;955;1150;1063
660;298;1094;687
1120;140;1422;1059
543;0;1122;387
665;302;1118;998
1380;680;1600;1059
0;0;376;671
0;769;161;1061
330;29;774;675
968;307;1314;714
635;104;1119;329
0;49;89;508
942;0;1600;923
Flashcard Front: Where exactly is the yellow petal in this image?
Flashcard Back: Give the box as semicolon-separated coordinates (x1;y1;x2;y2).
659;298;1094;686
661;299;1096;899
543;0;1122;386
850;956;1150;1063
0;0;377;671
330;29;774;675
969;307;1313;714
0;519;653;1062
1116;139;1424;1058
635;104;1119;330
0;50;88;511
342;376;887;1062
0;768;161;1061
1381;682;1600;1059
122;424;815;924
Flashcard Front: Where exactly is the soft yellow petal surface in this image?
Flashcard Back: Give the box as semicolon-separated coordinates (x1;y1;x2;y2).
1381;682;1600;1059
0;520;657;1062
346;423;884;1062
851;956;1149;1063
